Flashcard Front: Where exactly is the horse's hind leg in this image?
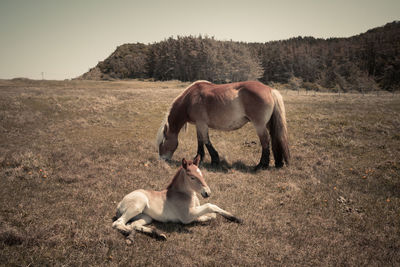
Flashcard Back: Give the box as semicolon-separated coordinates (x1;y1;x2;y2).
267;120;284;168
196;123;220;166
254;125;271;170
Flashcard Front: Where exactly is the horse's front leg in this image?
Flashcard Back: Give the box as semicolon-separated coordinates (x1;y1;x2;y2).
196;139;205;163
205;140;220;166
185;203;242;224
196;124;220;166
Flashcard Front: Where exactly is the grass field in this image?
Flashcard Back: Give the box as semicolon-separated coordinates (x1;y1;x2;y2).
1;79;399;266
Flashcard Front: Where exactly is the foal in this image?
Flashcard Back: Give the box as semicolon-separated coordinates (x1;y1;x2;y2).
112;156;242;240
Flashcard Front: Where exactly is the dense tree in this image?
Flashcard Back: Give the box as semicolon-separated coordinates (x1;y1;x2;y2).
79;21;400;92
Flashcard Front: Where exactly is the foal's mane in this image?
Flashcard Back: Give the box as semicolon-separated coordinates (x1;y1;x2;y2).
166;166;184;190
156;80;211;148
166;159;196;190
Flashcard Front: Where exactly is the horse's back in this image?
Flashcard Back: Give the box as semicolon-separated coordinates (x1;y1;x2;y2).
236;81;274;102
185;81;275;130
188;81;274;104
186;82;247;130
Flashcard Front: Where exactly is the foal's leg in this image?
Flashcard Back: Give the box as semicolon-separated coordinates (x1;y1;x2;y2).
196;213;217;223
128;214;166;241
112;192;147;234
187;203;242;224
193;196;216;223
196;123;220;165
254;125;271;170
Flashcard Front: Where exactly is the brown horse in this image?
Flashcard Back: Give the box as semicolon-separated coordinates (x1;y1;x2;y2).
156;81;290;169
112;156;242;241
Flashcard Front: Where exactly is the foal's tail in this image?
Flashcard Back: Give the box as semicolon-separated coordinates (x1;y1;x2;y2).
112;210;122;222
269;89;290;166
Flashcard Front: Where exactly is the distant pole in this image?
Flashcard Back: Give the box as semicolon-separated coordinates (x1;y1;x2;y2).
41;72;44;80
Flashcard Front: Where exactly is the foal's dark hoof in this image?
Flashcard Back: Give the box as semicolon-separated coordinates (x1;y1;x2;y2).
156;233;167;241
228;216;243;224
151;231;167;241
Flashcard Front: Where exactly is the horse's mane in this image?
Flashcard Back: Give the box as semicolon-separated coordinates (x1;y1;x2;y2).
155;80;211;149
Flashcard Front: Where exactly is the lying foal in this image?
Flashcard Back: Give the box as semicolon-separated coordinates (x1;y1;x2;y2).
112;155;242;241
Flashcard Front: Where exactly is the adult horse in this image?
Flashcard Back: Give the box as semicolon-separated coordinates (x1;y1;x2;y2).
156;80;290;169
112;156;242;240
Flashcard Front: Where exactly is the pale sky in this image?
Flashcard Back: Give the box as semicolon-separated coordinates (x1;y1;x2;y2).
0;0;399;80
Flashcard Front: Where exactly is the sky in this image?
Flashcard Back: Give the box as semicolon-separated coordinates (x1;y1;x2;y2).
0;0;399;80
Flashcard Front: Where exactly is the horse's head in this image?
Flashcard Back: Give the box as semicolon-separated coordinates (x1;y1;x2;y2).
182;155;210;198
157;121;178;160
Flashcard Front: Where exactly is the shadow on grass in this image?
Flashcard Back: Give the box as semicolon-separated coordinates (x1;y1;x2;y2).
163;158;273;174
117;218;217;242
152;220;215;234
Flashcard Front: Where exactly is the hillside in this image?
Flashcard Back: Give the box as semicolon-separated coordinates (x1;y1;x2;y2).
79;21;400;92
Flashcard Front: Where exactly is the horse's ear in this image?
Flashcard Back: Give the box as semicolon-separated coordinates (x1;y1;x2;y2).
182;158;188;169
193;155;201;166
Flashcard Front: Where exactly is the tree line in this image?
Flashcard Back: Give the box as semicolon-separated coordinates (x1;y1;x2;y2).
80;21;400;92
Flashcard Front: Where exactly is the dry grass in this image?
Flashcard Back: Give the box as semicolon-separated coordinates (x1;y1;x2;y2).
0;79;399;266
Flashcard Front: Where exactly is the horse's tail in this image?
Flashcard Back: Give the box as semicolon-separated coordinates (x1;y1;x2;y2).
269;89;290;166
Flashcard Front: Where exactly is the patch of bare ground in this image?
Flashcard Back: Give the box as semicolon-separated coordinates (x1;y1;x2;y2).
0;79;399;266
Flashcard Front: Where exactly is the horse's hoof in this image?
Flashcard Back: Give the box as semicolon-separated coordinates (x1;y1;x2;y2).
211;161;219;167
275;162;284;168
254;164;269;171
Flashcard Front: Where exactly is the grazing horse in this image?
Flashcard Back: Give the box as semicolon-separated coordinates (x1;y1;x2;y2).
156;80;290;169
112;155;242;241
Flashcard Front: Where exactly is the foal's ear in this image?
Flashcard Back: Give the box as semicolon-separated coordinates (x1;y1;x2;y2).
182;158;188;169
193;155;201;166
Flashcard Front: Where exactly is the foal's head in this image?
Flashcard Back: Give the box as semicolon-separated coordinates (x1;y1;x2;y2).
182;155;211;198
157;122;178;160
